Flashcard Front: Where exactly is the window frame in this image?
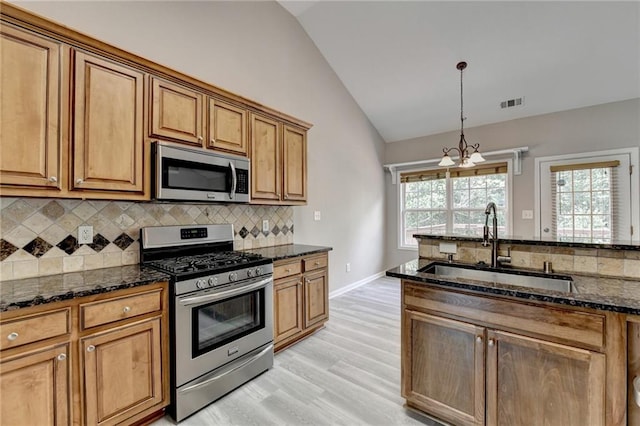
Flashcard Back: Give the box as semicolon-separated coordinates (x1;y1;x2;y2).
397;159;513;250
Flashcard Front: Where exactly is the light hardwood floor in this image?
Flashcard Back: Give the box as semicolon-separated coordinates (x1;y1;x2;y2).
153;276;443;426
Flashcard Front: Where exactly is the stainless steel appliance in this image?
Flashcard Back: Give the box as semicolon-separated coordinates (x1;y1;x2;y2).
140;224;273;422
153;141;250;203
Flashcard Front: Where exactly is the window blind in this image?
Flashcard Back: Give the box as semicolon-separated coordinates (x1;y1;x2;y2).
400;162;508;183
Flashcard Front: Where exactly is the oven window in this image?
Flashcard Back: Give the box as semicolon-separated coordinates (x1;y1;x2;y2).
192;289;265;357
164;158;230;192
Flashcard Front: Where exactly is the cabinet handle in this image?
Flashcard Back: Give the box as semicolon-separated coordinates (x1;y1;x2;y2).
488;339;495;347
634;376;640;408
76;178;83;184
211;138;216;144
123;306;131;313
285;268;291;273
7;332;18;341
86;345;95;352
198;136;203;141
476;336;483;344
314;261;321;266
49;176;58;183
57;353;67;361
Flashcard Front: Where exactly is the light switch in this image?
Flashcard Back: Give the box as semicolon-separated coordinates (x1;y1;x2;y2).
314;211;321;221
522;210;534;220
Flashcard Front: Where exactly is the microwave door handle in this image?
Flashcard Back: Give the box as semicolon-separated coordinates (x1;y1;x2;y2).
229;161;237;199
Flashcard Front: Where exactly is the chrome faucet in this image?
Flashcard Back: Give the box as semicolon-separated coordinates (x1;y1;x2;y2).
482;202;510;267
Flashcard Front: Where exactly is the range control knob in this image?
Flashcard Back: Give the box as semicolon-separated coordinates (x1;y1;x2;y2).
256;267;263;276
196;279;207;289
208;276;218;286
247;268;255;278
228;272;238;282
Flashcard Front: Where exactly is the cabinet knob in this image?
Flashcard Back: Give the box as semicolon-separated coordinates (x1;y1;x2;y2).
7;332;18;341
314;261;320;266
285;268;291;273
476;336;482;344
488;339;495;347
198;136;203;141
123;306;131;313
57;353;67;361
76;178;83;184
49;176;58;183
211;138;216;144
86;345;95;352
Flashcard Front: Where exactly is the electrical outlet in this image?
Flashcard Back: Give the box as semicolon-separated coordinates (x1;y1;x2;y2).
78;226;93;244
346;263;351;272
522;210;534;220
314;211;321;221
262;220;269;233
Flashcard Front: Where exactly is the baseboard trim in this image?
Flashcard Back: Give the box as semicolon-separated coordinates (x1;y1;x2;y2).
329;271;386;299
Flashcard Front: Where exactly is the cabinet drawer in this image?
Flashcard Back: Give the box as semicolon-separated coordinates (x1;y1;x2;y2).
303;254;327;272
80;289;162;329
403;282;605;350
274;261;302;280
0;308;70;350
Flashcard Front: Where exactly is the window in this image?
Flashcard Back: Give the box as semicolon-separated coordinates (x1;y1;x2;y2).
399;162;510;248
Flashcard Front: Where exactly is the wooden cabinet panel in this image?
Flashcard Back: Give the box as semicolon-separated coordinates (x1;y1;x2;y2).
303;269;328;329
0;308;70;351
208;98;247;155
0;24;61;190
250;113;281;201
80;289;161;330
303;254;327;273
274;276;304;344
72;51;144;193
282;125;307;202
151;77;203;146
82;318;163;426
486;329;605;426
274;260;302;280
629;319;640;425
403;310;485;426
0;343;70;426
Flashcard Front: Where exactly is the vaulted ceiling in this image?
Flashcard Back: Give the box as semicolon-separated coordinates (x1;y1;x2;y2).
279;1;640;142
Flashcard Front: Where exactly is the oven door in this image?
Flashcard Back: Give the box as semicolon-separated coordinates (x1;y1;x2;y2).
154;142;249;202
174;276;273;386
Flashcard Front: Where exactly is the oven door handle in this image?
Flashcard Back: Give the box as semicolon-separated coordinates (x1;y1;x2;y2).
229;161;237;200
178;277;271;306
180;343;273;394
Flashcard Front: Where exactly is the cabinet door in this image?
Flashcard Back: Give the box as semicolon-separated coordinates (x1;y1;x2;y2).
82;318;162;426
402;310;485;426
72;51;144;193
282;125;307;202
629;320;640;426
302;269;328;329
250;113;281;201
486;329;605;426
0;343;70;426
150;77;203;146
0;25;61;190
208;98;247;155
274;276;304;345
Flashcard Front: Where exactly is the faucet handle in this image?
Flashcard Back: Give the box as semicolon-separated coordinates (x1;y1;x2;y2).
497;247;512;265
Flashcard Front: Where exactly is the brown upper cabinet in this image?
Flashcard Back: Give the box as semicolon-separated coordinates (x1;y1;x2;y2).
0;24;63;192
208;98;248;155
250;114;307;205
150;77;204;146
72;50;145;194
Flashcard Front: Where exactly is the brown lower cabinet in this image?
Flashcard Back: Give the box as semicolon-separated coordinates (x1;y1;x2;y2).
0;281;169;426
273;252;329;351
402;280;627;426
629;316;640;426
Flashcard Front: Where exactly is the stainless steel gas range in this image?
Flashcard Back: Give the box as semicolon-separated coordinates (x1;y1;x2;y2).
140;224;273;422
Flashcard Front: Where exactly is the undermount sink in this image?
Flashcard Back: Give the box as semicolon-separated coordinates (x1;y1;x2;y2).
418;262;574;293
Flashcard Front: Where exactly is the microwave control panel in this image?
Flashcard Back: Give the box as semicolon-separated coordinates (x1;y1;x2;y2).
237;169;249;194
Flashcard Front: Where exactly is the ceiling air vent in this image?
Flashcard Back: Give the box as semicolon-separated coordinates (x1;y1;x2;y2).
500;97;524;109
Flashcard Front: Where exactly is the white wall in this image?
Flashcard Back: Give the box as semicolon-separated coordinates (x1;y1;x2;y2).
14;1;387;292
385;98;640;267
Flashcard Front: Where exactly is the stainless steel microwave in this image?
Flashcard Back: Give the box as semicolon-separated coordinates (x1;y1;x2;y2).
153;142;250;203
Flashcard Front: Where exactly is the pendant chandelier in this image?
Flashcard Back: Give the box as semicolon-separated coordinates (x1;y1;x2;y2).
438;61;485;168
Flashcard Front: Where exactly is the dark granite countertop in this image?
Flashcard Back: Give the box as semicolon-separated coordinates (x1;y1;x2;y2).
242;244;332;261
387;258;640;315
414;234;640;251
0;265;170;312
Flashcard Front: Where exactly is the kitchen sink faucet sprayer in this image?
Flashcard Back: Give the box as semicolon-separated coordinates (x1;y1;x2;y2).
483;202;511;268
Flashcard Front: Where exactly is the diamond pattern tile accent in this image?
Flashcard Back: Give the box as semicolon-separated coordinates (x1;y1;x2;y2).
88;234;110;253
41;201;65;220
57;235;80;255
239;227;249;238
23;237;53;258
271;225;280;236
281;225;289;235
113;233;134;251
250;226;260;238
0;239;18;261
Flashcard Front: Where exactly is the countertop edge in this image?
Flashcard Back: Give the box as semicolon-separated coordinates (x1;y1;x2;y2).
242;244;333;261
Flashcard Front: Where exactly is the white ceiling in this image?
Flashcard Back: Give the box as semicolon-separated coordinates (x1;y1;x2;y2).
279;1;640;143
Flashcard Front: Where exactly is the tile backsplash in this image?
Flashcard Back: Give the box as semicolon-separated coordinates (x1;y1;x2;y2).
0;198;293;281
